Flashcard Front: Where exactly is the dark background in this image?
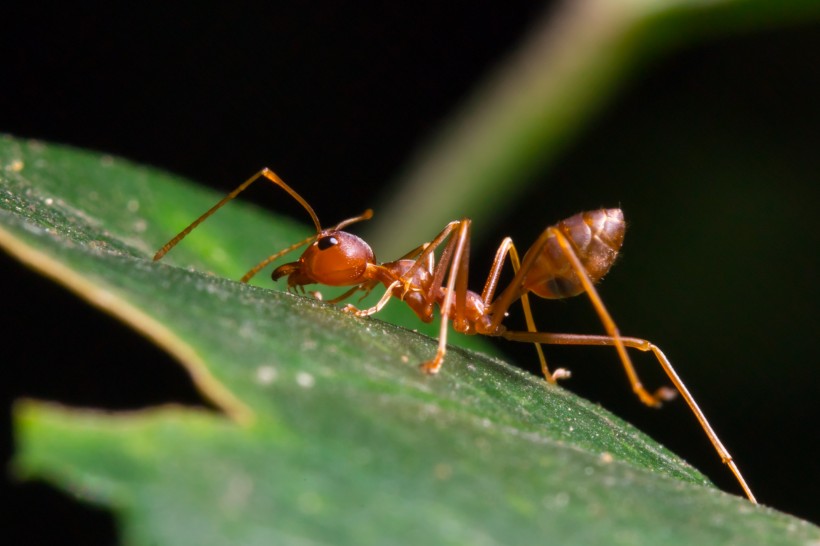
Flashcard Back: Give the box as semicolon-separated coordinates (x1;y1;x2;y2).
2;2;818;543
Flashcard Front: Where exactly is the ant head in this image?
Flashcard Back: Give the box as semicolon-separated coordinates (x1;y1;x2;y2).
240;199;375;285
272;229;375;288
269;209;376;288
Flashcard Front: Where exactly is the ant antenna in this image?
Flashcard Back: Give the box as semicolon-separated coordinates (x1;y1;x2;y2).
333;209;374;230
153;168;322;262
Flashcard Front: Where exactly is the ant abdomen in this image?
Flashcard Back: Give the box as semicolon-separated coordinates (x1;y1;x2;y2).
522;208;625;299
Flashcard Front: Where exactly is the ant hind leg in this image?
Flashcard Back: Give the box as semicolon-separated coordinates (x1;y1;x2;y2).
547;227;676;407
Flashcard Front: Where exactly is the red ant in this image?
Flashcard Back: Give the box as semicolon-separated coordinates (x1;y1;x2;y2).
154;168;756;503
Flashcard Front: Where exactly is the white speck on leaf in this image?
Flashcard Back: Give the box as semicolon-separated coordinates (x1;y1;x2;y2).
132;219;147;233
296;371;315;388
544;491;570;510
255;365;278;385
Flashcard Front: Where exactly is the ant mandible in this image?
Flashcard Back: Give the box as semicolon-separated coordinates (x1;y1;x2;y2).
153;168;757;504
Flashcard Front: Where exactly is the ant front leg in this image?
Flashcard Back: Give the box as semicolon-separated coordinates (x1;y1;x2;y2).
340;220;471;375
341;280;401;317
419;219;472;374
337;240;434;316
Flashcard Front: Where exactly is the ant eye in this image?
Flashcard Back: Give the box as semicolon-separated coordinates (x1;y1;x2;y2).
317;236;339;250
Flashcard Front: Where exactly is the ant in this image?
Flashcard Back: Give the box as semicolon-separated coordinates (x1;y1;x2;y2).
154;168;757;503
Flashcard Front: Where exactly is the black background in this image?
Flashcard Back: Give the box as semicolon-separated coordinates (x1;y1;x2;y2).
2;2;819;543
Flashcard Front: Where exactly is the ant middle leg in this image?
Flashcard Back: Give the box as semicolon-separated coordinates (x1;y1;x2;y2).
419;219;472;374
481;237;571;382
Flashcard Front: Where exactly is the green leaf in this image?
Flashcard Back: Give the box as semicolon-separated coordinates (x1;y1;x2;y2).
2;136;817;544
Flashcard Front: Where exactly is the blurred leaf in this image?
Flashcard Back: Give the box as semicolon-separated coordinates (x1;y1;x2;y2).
369;0;820;255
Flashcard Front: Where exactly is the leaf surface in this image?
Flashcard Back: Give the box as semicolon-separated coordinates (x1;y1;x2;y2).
2;136;817;545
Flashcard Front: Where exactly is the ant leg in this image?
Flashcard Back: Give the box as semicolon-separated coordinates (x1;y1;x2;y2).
338;225;456;316
546;227;675;407
342;280;401;316
500;330;757;504
336;219;471;373
421;219;472;374
510;240;572;382
325;281;378;305
481;238;570;382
